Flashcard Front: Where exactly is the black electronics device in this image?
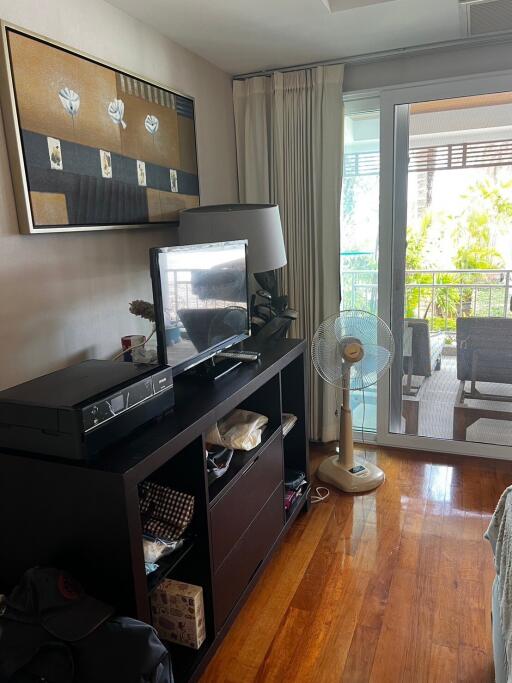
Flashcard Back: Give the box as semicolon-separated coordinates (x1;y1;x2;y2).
0;360;174;461
150;240;250;378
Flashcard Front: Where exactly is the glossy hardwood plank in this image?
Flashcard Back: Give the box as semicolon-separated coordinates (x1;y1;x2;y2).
458;645;494;683
201;501;333;682
200;446;511;683
253;606;309;682
428;644;458;683
341;624;381;683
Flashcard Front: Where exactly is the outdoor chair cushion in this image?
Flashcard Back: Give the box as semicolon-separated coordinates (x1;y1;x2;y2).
457;317;512;384
403;319;445;378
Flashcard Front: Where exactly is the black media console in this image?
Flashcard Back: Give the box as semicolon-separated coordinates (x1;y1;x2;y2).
0;338;309;682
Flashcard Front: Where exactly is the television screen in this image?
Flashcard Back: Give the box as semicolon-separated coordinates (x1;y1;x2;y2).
151;241;250;374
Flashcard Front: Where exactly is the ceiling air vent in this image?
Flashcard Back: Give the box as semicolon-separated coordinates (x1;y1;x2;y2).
321;0;394;12
459;0;512;36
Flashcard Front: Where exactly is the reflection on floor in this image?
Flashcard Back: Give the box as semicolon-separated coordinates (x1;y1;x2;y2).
413;356;512;446
200;447;506;682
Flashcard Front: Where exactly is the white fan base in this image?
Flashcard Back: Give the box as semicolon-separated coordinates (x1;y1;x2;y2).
317;454;385;493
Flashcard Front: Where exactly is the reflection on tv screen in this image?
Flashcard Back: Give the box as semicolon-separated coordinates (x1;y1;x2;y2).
155;241;249;370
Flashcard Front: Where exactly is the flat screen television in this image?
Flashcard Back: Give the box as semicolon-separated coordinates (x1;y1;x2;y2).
150;241;250;375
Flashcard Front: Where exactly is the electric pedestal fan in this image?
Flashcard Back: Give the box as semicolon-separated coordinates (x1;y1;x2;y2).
312;310;395;493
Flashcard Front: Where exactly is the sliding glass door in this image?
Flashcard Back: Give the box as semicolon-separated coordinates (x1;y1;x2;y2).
378;74;512;458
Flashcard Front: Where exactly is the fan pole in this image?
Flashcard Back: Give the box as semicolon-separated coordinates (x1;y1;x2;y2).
338;365;354;469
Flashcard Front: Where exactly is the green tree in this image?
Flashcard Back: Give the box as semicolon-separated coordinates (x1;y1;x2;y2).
406;178;512;327
405;214;460;324
405;213;432;318
406;212;431;271
449;179;510;319
451;179;509;270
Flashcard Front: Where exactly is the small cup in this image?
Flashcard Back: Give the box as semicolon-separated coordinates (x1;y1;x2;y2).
121;334;146;362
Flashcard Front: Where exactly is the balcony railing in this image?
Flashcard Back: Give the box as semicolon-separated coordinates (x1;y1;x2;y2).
342;269;512;336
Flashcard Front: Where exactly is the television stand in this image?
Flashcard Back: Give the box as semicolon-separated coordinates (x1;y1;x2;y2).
0;339;309;683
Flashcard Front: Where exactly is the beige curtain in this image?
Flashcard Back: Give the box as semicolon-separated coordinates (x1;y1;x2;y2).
233;64;344;442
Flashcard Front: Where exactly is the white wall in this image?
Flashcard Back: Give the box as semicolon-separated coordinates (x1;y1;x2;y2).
344;40;512;92
0;0;238;389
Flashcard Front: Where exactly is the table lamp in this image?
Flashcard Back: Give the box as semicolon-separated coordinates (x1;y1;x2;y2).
178;204;287;275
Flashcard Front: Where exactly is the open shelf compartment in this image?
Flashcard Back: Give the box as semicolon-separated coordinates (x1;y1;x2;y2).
208;424;282;506
286;484;311;523
135;437;215;683
146;538;195;593
206;373;283;506
281;354;310;518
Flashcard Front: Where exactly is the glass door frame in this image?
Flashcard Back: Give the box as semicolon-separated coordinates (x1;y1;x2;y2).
376;69;512;460
342;91;381;444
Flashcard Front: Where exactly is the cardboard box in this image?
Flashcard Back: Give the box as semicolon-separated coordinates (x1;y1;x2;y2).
151;579;206;649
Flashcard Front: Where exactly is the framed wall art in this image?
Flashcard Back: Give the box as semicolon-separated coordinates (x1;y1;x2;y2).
0;22;200;234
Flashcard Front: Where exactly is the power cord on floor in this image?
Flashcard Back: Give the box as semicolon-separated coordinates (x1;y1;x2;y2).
310;486;330;504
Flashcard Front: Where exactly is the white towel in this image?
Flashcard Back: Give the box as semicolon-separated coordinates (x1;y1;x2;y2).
485;485;512;683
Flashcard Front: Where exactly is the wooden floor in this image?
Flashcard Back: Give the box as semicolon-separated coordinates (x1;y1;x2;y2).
200;446;512;683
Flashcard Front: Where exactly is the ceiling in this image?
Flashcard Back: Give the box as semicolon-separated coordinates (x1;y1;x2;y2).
107;0;467;75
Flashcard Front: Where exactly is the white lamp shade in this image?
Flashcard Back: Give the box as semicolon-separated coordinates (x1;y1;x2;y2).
178;204;287;273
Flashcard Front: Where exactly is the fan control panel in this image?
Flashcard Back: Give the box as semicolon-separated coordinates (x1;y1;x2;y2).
349;465;367;475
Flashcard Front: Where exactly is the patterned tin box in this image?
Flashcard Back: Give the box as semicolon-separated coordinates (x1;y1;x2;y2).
151;579;206;649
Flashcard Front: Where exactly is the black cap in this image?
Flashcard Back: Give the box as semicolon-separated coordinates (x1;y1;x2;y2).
5;567;114;641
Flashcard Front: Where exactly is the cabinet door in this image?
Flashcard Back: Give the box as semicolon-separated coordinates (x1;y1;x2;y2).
210;431;283;570
213;486;283;630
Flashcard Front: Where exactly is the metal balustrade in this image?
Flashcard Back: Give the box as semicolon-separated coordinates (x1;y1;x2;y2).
342;269;512;336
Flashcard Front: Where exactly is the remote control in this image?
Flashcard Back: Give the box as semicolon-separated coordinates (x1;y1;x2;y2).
216;350;261;362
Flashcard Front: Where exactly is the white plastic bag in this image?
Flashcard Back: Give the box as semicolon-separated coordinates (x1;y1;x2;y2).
142;535;184;563
205;409;268;451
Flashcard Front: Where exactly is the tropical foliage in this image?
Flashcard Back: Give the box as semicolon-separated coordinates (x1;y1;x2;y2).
403;178;511;330
341;176;511;330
